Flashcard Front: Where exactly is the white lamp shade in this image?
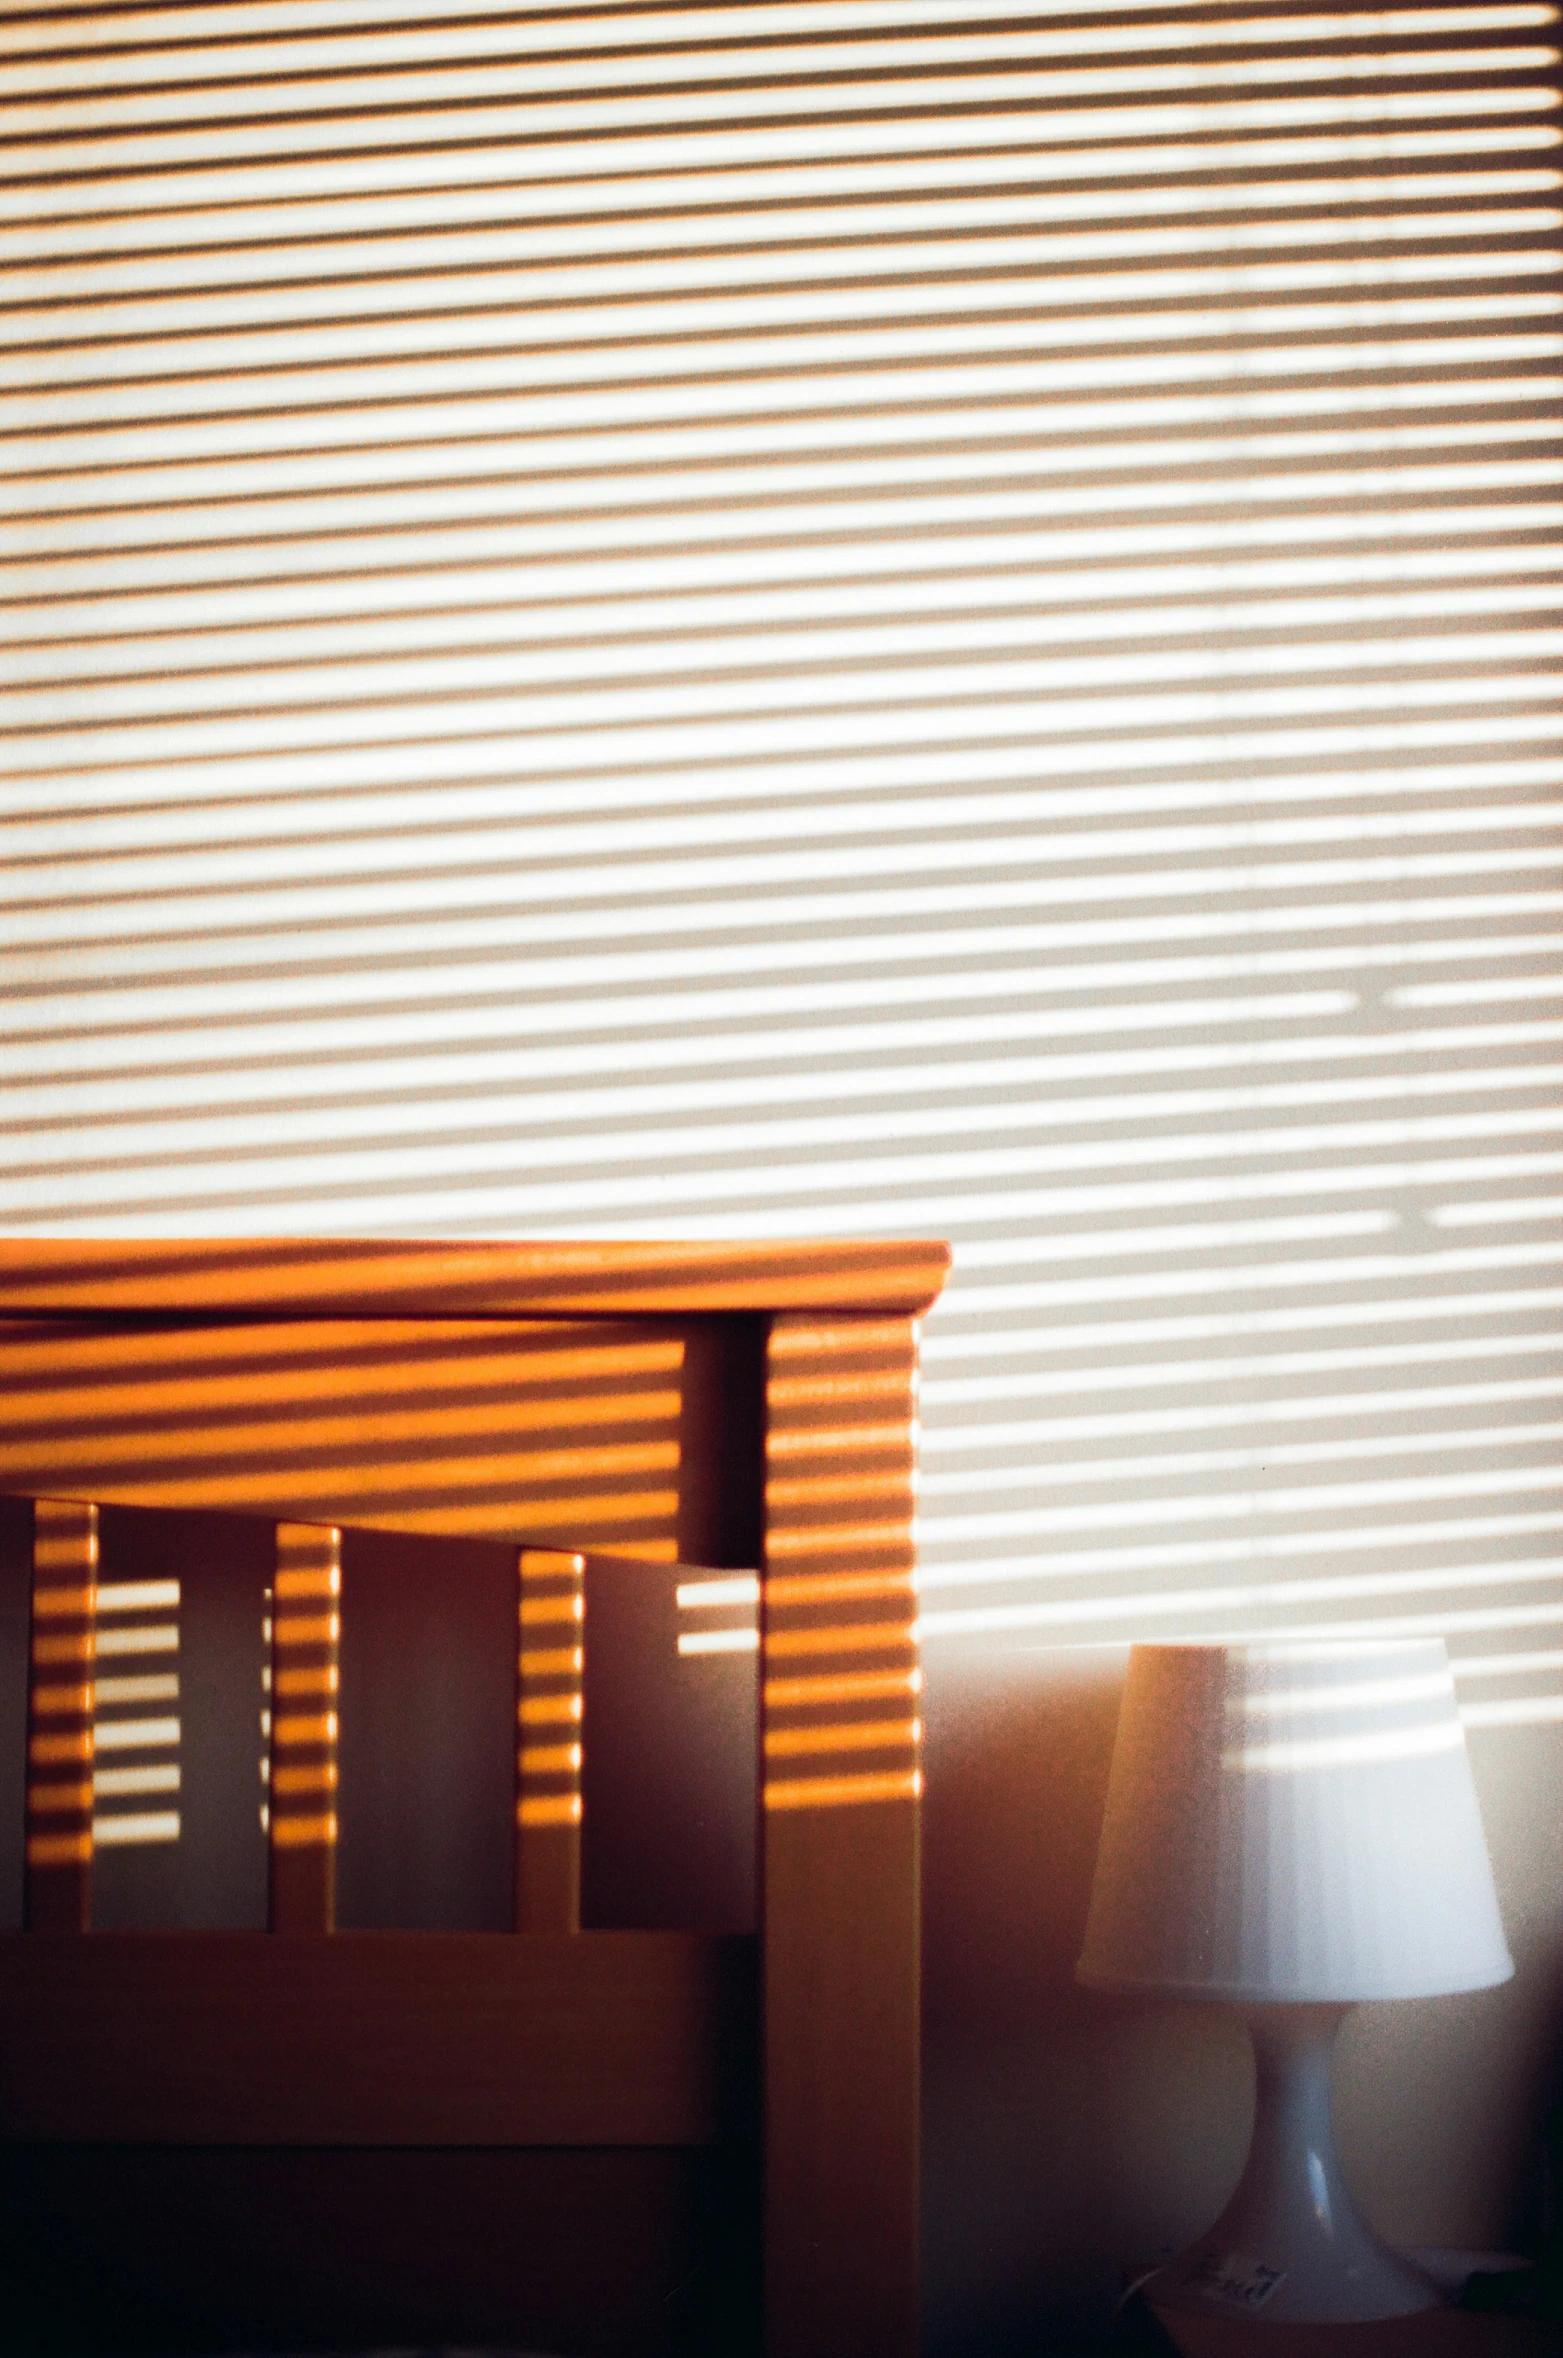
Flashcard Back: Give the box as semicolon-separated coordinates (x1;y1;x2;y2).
1077;1641;1513;2003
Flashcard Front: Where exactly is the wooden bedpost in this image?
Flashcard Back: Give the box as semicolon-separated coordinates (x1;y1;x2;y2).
760;1312;922;2358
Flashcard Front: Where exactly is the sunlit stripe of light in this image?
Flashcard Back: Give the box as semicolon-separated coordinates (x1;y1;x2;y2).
275;1555;339;1600
29;1731;90;1763
767;1523;918;1559
1462;1693;1563;1725
16;224;1562;350
677;1577;761;1608
13;334;1563;462
17;144;1563;260
6;10;1560;1683
26;1831;92;1866
17;494;1563;621
1404;976;1563;1006
16;50;1561;140
32;1529;97;1571
518;1742;583;1774
922;1521;1563;1595
519;1594;585;1626
5;914;1558;1039
518;1647;584;1675
12;727;1563;851
678;1627;760;1655
919;1549;1563;1636
0;1322;681;1384
21;171;1561;302
765;1619;918;1657
8;841;1558;970
30;1585;94;1619
765;1668;923;1705
768;1424;919;1461
26;34;1558;135
10;89;1559;211
924;1324;1563;1417
518;1689;582;1727
921;1284;1563;1373
2;743;1558;869
18;1144;1563;1237
275;1665;338;1697
764;1718;919;1756
271;1762;338;1795
940;1240;1563;1322
20;640;1563;781
924;1420;1563;1494
765;1769;922;1810
92;1716;180;1752
1455;1647;1563;1678
93;1624;177;1656
92;1762;180;1796
17;200;1561;308
94;1673;178;1704
928;1467;1563;1548
1224;1719;1466;1769
273;1711;337;1745
518;1793;583;1826
8;124;1562;247
94;1580;179;1613
6;1045;1561;1177
9;9;1553;93
92;1811;179;1845
1002;1600;1563;1653
11;505;1563;636
1434;1197;1563;1226
270;1812;337;1847
1233;1669;1457;1714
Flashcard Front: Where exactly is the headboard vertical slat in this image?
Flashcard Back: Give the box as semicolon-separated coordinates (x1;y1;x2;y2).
515;1547;586;1934
25;1496;99;1932
268;1521;342;1933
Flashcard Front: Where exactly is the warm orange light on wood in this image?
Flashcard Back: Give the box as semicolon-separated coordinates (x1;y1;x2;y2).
515;1549;586;1934
268;1522;340;1933
26;1499;98;1931
0;1235;948;2358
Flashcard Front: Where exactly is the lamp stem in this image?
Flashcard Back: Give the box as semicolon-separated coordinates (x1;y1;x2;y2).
1154;2004;1441;2325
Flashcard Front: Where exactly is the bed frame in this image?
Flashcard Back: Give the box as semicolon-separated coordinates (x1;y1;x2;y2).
0;1238;948;2357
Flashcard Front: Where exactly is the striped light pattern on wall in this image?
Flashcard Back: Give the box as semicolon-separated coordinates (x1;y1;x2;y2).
92;1575;181;1853
2;2;1560;1721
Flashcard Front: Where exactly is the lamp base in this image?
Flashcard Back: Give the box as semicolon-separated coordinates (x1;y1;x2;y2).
1150;2004;1443;2326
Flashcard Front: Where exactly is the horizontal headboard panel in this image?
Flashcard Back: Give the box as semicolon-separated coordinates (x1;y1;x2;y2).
0;1930;755;2147
0;1312;764;1567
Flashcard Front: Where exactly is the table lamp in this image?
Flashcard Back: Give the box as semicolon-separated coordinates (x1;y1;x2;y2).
1077;1640;1514;2324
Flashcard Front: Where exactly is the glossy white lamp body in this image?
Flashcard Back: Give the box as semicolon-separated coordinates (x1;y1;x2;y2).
1157;2006;1440;2322
1078;1642;1513;2325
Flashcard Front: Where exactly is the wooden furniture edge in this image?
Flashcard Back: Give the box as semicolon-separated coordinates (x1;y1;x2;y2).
0;1237;952;1319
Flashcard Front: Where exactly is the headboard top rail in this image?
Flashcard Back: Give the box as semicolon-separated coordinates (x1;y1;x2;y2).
0;1237;951;1321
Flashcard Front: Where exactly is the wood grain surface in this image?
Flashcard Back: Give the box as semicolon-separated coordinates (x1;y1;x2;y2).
0;1236;951;1319
0;1930;756;2147
760;1311;922;2358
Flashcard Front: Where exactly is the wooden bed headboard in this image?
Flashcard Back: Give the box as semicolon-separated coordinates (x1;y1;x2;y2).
0;1237;950;2358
